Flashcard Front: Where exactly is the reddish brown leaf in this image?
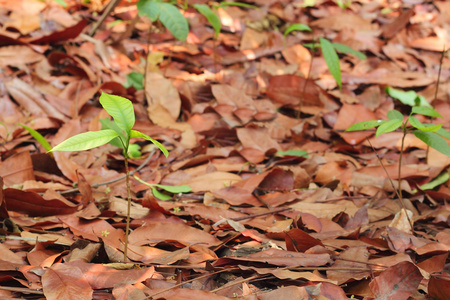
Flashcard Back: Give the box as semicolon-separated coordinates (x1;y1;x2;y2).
369;261;423;300
327;247;371;285
428;274;450;300
217;248;332;267
266;74;326;107
334;103;377;145
285;228;323;252
381;9;414;39
4;188;78;217
27;19;88;44
128;222;221;247
68;261;155;289
42;263;93;300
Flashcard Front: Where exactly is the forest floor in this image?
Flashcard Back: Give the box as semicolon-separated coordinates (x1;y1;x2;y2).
0;0;449;299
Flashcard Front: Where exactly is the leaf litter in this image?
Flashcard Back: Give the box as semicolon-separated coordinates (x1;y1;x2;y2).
0;0;449;299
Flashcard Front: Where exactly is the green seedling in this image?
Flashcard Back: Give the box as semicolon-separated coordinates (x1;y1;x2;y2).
50;92;169;261
346;87;450;201
137;0;256;41
137;0;189;41
284;23;366;90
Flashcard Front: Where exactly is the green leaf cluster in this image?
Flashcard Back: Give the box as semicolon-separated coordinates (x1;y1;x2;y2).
346;98;450;156
137;0;189;41
137;0;255;41
50;92;169;158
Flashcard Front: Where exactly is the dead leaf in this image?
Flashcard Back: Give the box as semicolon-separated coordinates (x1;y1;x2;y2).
42;263;93;300
369;261;423;300
128;222;221;247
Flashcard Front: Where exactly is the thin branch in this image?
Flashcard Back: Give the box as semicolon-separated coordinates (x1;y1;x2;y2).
365;138;403;203
145;268;237;299
366;138;414;229
0;235;71;246
0;286;44;295
89;0;122;37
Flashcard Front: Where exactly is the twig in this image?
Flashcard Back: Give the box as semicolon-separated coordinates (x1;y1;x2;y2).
89;0;122;37
0;286;44;295
145;268;237;299
60;150;156;195
230;207;292;222
0;235;71;246
333;256;388;269
426;47;447;161
366;138;413;229
210;274;262;293
365;138;403;204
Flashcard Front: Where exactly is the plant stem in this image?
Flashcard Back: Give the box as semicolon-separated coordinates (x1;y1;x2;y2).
397;125;407;203
426;47;446;162
299;33;315;119
123;156;131;262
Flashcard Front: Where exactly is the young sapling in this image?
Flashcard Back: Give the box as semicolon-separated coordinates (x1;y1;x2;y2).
50;92;168;261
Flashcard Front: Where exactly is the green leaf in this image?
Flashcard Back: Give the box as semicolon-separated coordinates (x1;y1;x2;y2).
137;0;160;21
436;127;450;139
128;143;142;158
53;0;68;7
19;124;52;152
152;186;172;200
284;23;312;37
138;0;189;41
276;150;309;157
387;110;403;120
50;130;119;152
155;184;192;193
302;43;319;50
99;118;127;149
332;42;367;60
418;171;449;191
124;72;144;90
385;87;431;107
218;2;258;9
320;37;341;89
411;106;442;118
408;116;442;132
99;93;135;137
193;4;221;38
376;119;402;136
346;120;384;131
130;130;168;157
413;130;450;156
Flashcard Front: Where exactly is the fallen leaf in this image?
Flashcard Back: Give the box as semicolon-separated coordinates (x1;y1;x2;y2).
42;263;93;300
369;261;422;300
